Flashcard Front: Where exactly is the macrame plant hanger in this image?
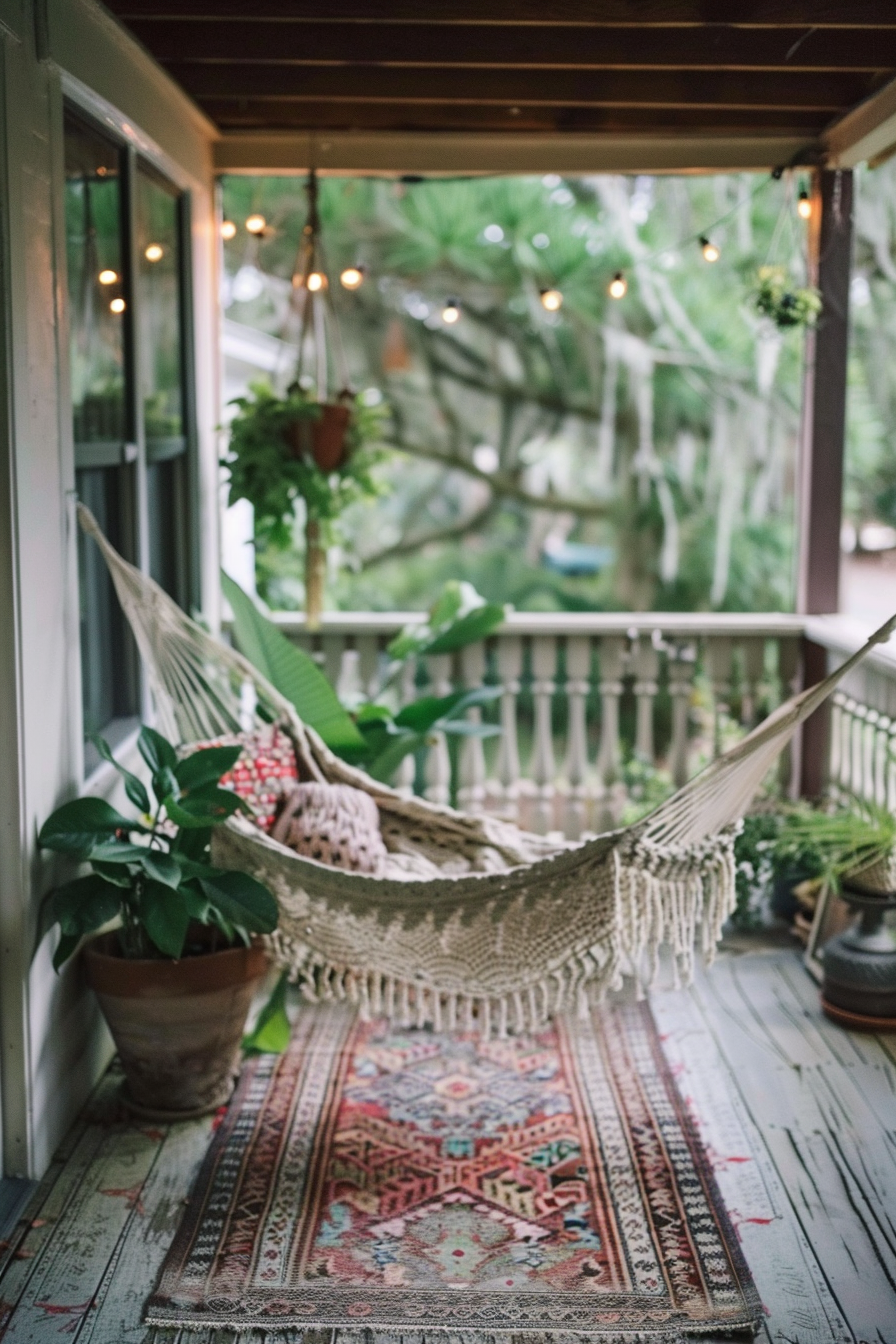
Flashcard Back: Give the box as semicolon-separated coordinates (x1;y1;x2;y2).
288;168;354;629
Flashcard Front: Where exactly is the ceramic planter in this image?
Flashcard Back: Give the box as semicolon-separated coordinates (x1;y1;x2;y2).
84;933;268;1119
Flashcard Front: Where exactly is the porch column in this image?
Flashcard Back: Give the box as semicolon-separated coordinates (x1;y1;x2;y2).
797;167;854;796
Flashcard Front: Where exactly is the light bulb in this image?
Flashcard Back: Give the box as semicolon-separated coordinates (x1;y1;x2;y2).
245;213;266;235
797;190;812;220
144;243;163;262
340;265;365;290
98;269;118;285
608;272;627;299
220;219;237;240
700;236;720;263
540;287;563;311
109;297;126;313
306;270;327;292
441;298;461;324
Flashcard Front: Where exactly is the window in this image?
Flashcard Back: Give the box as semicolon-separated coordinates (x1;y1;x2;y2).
64;110;194;774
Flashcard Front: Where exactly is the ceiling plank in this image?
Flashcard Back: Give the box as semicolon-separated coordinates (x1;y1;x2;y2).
214;128;815;175
164;65;867;109
106;2;896;26
120;21;896;70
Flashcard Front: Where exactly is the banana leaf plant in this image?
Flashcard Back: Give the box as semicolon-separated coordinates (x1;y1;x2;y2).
37;726;279;969
223;573;504;785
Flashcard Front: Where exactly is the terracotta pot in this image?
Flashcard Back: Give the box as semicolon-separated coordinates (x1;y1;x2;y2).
84;933;268;1120
285;402;352;472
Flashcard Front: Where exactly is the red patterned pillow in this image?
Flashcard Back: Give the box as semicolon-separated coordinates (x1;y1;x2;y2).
183;726;299;832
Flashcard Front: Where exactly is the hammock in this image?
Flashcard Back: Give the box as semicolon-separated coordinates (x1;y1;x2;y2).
78;503;896;1034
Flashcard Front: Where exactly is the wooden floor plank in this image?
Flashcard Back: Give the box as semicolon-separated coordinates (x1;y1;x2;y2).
77;1114;213;1344
689;948;896;1343
651;976;852;1344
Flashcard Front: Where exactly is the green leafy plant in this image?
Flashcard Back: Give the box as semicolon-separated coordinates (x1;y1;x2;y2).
38;726;278;968
752;265;822;330
773;795;896;892
225;574;505;784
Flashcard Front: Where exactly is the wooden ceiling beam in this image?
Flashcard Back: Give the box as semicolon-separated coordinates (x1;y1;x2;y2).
825;74;896;166
203;101;826;135
214;128;817;175
121;21;896;70
165;66;866;110
106;2;896;27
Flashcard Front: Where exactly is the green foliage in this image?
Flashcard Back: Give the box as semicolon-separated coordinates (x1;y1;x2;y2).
732;811;784;930
387;581;506;659
774;796;896;891
752;265;821;329
224;572;504;785
243;970;292;1054
38;726;278;967
222;571;365;754
225;382;391;550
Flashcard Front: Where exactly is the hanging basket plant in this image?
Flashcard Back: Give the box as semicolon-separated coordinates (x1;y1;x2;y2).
752;265;822;330
224;169;391;629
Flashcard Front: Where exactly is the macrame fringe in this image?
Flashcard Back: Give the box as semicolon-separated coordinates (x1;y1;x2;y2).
260;828;739;1039
141;1326;708;1343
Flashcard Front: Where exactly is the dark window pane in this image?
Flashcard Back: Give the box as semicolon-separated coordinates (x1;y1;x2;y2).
147;457;189;604
76;467;140;773
137;170;184;446
64;114;127;448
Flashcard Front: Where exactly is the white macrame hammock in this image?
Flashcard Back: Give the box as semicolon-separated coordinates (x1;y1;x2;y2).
78;503;896;1035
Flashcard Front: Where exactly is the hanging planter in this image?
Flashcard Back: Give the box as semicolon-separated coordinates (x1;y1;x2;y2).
284;389;354;473
752;265;821;330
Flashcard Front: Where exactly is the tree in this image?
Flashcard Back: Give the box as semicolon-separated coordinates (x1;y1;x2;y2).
221;170;809;613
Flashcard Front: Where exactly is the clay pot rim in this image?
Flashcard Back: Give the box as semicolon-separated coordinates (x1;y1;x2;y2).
84;931;268;999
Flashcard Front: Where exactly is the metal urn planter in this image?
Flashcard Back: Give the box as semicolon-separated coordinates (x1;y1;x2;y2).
821;881;896;1031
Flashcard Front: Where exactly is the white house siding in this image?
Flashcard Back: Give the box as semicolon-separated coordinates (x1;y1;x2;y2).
0;0;218;1177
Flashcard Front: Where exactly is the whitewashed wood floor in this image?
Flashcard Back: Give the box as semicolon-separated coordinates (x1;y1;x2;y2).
0;942;894;1343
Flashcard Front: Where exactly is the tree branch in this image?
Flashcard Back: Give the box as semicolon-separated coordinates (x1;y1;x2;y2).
359;499;497;568
391;442;611;519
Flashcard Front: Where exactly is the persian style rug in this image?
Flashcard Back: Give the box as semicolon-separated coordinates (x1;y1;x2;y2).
145;1004;761;1342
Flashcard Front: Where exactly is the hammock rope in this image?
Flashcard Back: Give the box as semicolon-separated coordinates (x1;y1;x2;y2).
77;502;896;1033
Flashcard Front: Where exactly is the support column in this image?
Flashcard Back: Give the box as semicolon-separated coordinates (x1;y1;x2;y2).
797;167;854;797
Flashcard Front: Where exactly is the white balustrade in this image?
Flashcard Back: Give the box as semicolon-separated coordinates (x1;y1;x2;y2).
255;610;896;824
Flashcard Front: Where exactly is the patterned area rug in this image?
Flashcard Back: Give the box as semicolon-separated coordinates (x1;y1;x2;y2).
145;1003;761;1342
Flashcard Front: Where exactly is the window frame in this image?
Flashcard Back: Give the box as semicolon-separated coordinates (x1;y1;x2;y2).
61;81;201;776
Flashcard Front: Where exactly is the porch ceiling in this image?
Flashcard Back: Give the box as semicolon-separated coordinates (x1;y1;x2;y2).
101;1;896;168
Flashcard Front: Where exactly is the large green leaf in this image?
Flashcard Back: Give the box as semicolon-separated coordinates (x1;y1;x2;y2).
423;604;506;655
164;788;248;830
38;798;137;855
175;745;242;793
200;870;279;934
90;736;150;814
49;875;122;967
139;881;190;958
138;726;177;775
242;970;291;1055
223;572;365;754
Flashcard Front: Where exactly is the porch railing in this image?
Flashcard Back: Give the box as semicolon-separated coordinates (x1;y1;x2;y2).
260;611;819;838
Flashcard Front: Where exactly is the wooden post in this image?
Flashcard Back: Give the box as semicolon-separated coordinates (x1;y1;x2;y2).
797;167;854;798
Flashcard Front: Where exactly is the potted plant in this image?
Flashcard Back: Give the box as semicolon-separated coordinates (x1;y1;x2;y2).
225;381;389;628
38;726;279;1119
774;798;896;1026
752;265;822;330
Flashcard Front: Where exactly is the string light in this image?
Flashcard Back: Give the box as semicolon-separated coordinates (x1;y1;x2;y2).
98;269;118;285
608;272;627;299
144;243;164;262
441;297;461;324
700;236;720;263
306;270;327;292
245;213;266;235
539;287;563;311
797;190;813;220
220;219;237;240
340;265;365;290
109;297;126;313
